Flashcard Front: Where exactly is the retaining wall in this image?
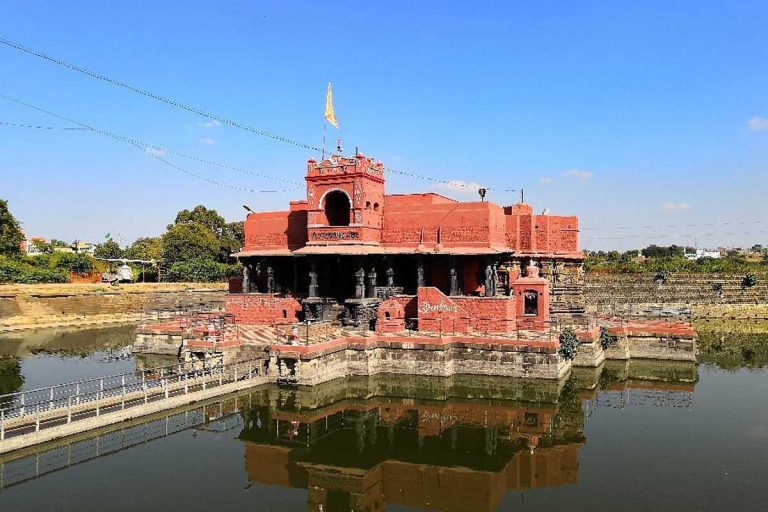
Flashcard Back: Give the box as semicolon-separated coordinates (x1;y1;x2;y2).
584;273;768;308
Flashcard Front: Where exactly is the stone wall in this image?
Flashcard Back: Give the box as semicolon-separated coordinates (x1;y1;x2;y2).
224;294;303;324
270;336;570;386
584;273;768;309
0;285;226;332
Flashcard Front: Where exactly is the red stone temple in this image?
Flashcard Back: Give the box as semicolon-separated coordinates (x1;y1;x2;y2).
135;153;698;384
232;153;585;330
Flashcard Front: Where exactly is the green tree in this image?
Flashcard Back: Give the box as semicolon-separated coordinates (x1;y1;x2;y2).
53;252;94;273
0;199;24;256
49;239;71;248
126;237;162;261
220;221;244;259
169;205;243;262
161;223;220;263
31;239;53;254
94;239;125;259
172;205;226;236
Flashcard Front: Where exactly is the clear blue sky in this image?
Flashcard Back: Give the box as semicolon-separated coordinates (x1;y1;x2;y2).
1;0;766;250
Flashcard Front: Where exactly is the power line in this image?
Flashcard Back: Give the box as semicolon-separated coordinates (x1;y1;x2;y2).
586;229;768;241
0;94;301;194
580;219;768;233
0;120;88;130
0;36;323;153
0;36;495;191
1;94;300;185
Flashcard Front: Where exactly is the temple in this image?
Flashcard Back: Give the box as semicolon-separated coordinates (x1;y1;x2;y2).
135;154;698;385
232;153;585;327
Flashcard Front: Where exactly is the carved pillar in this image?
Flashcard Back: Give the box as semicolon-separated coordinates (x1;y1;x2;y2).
416;256;425;288
449;257;459;296
308;259;319;297
386;264;394;287
355;261;366;299
292;259;299;296
484;261;494;297
252;260;261;293
266;265;275;294
241;263;250;294
492;261;499;296
366;266;377;298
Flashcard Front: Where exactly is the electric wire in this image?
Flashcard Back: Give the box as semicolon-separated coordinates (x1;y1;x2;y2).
0;120;88;130
0;94;301;194
0;36;322;153
0;36;494;191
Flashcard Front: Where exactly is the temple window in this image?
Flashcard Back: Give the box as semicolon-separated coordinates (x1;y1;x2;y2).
324;190;351;226
524;290;538;316
373;202;380;212
366;201;371;209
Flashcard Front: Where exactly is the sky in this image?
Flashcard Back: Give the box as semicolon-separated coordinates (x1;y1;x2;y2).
0;0;766;251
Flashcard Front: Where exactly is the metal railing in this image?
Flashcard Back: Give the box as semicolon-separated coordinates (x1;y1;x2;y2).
0;397;246;489
0;358;265;442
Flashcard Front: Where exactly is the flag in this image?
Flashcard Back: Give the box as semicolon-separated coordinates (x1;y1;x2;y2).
324;82;339;128
104;233;111;240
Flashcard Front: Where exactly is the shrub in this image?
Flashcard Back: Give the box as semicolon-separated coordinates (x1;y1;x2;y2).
0;257;69;284
599;327;618;349
164;258;240;282
558;328;579;360
742;273;758;288
52;252;94;273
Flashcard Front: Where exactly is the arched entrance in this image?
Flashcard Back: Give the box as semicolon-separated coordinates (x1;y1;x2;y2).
324;190;351;226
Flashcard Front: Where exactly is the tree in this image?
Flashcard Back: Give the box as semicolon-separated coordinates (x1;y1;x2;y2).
53;252;94;273
0;199;24;256
126;237;162;261
31;239;53;254
220;221;244;260
49;239;70;248
169;206;242;262
172;205;226;236
94;238;124;259
161;223;220;263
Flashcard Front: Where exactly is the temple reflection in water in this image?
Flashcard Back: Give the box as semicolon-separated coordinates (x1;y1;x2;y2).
238;360;697;512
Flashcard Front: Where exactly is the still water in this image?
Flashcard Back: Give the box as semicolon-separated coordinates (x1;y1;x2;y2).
0;326;766;511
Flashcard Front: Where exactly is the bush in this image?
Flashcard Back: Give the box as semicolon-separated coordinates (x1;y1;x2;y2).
164;258;240;282
599;327;618;349
558;328;579;360
52;252;94;273
0;257;69;284
742;273;758;288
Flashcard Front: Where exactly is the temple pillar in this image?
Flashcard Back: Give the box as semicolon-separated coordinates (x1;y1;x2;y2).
366;266;377;298
484;261;494;297
308;259;319;297
241;262;250;294
252;260;261;293
355;261;366;299
449;257;459;296
292;259;299;296
266;265;275;294
386;261;394;287
416;256;425;288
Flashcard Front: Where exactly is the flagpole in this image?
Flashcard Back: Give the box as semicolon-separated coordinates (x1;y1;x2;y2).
322;122;327;160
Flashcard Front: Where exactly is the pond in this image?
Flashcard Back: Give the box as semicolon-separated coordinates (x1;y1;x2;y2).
0;327;766;511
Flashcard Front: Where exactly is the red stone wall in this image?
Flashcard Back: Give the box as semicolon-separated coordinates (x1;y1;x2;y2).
453;296;516;332
244;208;307;250
417;287;471;333
224;294;302;324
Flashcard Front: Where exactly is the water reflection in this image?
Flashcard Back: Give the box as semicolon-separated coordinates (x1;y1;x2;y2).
237;364;693;512
0;359;714;511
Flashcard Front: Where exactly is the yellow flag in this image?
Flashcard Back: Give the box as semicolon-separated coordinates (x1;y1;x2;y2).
324;82;339;128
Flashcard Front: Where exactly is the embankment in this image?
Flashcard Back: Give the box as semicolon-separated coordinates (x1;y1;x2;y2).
585;273;768;316
0;283;226;333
